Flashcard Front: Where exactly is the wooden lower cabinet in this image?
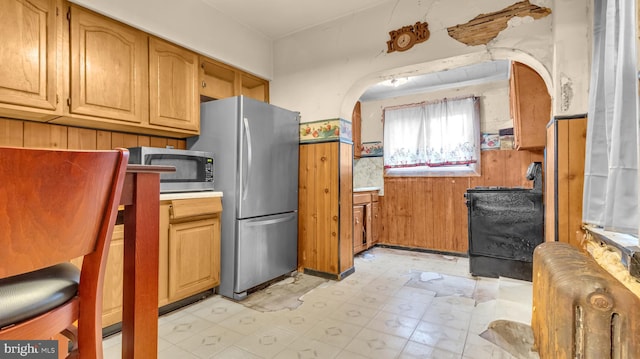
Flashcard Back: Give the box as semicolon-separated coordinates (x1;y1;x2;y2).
168;218;220;302
163;197;221;304
371;200;380;246
298;141;354;279
353;205;365;254
102;225;125;327
545;115;587;245
71;225;126;329
102;196;222;328
353;189;380;254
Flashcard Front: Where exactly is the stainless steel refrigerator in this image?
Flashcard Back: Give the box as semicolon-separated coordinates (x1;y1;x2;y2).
187;96;299;300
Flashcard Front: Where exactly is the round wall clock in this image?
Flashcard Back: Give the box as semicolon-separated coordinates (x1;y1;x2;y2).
394;32;416;51
387;21;429;53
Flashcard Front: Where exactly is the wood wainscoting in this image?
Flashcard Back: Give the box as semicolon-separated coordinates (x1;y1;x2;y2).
0;118;186;150
379;149;544;254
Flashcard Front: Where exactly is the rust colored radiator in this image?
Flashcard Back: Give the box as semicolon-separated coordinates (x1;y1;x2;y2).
532;242;640;358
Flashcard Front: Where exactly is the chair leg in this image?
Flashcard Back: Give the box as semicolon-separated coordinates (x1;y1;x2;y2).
61;325;78;356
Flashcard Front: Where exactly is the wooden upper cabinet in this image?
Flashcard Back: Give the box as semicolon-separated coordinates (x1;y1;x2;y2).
509;61;551;150
199;56;270;103
240;73;269;102
199;58;236;101
67;4;148;125
149;37;199;132
0;0;61;120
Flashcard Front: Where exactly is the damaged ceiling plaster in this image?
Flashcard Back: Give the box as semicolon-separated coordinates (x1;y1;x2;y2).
447;0;552;46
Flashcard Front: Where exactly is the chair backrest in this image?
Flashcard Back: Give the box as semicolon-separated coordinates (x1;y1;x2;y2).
0;147;129;279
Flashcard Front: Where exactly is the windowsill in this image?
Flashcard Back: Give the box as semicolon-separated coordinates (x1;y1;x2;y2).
583;225;640;281
385;165;480;178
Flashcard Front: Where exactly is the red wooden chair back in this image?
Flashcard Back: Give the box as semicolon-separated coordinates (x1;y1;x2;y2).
0;147;129;358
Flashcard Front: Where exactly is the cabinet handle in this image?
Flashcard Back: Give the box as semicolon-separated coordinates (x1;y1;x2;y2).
202;81;207;88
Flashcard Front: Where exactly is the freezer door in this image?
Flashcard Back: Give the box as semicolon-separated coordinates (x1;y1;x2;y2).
235;212;298;294
238;98;299;219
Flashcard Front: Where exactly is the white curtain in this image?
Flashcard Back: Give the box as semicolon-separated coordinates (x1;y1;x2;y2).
383;97;479;168
583;0;639;234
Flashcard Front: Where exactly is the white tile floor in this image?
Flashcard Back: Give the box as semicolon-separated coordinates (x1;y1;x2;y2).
103;247;535;359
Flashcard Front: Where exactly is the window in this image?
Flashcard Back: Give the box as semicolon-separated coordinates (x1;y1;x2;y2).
383;96;480;176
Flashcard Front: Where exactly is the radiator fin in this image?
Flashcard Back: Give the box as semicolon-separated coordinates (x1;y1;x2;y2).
611;313;620;359
575;305;583;359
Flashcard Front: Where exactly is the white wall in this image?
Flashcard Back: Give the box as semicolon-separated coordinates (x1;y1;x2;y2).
69;0;273;79
270;0;589;123
552;0;591;115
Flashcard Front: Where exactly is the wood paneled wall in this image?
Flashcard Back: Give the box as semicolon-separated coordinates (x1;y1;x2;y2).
0;118;186;150
545;117;587;245
380;149;544;254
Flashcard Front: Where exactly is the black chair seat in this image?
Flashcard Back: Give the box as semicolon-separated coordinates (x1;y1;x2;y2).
0;263;79;328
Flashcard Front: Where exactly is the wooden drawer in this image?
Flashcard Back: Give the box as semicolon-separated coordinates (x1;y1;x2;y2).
353;192;371;205
169;197;222;220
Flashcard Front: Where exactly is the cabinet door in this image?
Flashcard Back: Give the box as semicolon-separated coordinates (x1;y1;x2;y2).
509;62;551;150
72;224;125;328
0;0;60;118
371;201;380;246
101;225;125;327
68;5;148;124
168;217;220;302
158;202;171;307
353;205;365;254
149;37;199;132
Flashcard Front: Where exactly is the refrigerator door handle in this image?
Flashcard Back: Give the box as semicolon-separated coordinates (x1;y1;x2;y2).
242;117;253;201
245;214;296;226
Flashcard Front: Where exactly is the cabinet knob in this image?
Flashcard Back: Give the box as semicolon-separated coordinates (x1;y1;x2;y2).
355;218;359;224
324;188;329;193
202;81;207;88
320;156;327;162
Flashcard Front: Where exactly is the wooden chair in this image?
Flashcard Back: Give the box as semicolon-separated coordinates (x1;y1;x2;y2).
0;147;129;358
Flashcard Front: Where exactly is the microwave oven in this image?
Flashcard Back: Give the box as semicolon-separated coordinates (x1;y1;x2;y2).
128;147;214;193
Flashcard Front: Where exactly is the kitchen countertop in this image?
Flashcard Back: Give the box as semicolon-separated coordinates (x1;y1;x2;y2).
353;186;381;193
160;191;223;201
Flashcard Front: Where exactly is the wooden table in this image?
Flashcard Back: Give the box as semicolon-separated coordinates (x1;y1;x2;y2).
119;165;174;359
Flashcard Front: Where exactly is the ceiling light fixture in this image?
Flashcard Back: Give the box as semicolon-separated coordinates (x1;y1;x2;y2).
381;77;409;87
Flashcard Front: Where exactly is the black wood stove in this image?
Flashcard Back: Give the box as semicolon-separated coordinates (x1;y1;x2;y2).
464;162;544;281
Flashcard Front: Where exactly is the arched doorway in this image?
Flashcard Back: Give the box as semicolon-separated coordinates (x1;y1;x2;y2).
344;51;553;253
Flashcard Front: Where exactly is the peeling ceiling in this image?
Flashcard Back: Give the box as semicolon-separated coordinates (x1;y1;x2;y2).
197;1;514;101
